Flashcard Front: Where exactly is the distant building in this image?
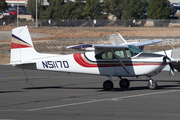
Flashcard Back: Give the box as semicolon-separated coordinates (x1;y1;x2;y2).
169;0;180;3
5;0;49;7
6;0;25;7
26;0;49;6
64;0;103;2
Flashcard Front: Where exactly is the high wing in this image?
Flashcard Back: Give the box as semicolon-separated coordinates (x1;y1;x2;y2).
67;40;162;50
94;44;128;49
109;31;127;45
67;32;162;51
124;39;162;50
109;32;162;50
125;40;162;47
110;31;162;45
66;44;93;50
67;44;128;50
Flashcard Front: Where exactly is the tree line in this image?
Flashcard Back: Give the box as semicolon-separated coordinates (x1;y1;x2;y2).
0;0;7;13
0;0;173;20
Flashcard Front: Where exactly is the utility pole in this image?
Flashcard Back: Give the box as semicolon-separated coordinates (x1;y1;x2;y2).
17;0;19;27
36;0;38;27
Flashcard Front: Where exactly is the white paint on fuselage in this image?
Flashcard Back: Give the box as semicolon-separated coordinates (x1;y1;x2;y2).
35;51;166;77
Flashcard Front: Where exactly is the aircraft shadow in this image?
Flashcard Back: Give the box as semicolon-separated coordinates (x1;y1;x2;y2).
24;86;62;90
0;90;24;94
23;84;180;91
23;86;104;90
129;80;180;83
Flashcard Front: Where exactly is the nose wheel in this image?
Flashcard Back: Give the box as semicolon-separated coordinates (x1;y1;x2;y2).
148;78;158;89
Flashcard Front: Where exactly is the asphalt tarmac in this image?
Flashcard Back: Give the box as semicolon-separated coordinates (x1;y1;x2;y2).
0;65;180;120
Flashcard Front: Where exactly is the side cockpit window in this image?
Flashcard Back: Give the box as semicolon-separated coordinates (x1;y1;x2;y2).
127;45;143;57
125;49;132;57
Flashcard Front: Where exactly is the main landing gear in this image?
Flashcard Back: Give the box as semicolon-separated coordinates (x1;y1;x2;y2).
103;77;130;91
119;78;130;90
103;77;158;91
103;80;114;91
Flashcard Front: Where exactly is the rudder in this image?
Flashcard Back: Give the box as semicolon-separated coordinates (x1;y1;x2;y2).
10;26;38;64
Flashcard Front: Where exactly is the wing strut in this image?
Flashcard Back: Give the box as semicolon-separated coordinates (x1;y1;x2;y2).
111;49;130;74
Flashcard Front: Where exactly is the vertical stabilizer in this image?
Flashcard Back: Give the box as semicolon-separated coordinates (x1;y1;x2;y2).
10;26;38;64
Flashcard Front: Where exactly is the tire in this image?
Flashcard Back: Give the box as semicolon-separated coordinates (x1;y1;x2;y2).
119;78;130;89
103;80;114;91
148;81;158;90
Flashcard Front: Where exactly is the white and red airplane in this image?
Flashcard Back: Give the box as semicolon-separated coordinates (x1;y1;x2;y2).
10;26;180;90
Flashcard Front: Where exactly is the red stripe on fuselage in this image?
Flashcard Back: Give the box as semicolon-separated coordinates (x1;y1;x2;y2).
74;53;98;67
11;42;32;49
73;53;164;68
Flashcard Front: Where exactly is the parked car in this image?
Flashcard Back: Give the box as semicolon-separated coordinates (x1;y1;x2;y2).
171;3;180;7
9;10;17;15
3;10;9;16
23;12;30;15
8;7;16;11
0;10;9;16
3;12;9;16
19;11;23;15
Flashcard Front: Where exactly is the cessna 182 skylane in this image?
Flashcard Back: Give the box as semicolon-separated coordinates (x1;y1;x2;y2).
10;26;180;90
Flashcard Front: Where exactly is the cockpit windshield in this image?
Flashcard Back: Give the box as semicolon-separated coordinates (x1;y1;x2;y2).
127;45;143;57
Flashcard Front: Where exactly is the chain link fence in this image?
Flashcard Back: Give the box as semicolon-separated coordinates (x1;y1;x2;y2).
1;19;180;27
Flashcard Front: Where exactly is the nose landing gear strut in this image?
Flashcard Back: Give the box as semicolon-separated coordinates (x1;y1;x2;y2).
147;77;158;89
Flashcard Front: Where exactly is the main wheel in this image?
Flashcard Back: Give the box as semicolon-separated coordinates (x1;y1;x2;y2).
119;78;130;89
103;80;114;91
148;80;158;89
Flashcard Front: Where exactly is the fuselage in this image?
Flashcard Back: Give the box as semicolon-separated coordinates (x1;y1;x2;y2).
34;51;166;77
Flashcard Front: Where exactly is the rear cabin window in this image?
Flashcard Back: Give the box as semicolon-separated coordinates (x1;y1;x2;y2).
114;50;125;58
95;50;126;60
95;46;142;60
107;51;113;59
95;52;105;59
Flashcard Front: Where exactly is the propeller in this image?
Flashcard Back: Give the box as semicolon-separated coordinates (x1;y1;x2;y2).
163;48;174;75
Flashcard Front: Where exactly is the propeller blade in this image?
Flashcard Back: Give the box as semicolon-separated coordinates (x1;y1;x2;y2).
163;48;174;76
169;63;175;76
163;48;167;56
